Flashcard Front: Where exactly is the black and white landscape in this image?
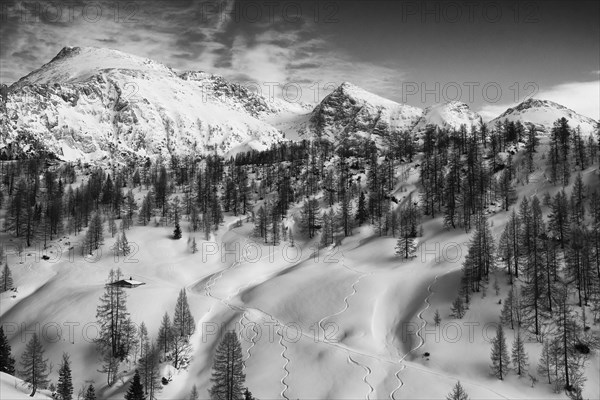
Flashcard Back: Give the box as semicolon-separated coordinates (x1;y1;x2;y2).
1;1;599;399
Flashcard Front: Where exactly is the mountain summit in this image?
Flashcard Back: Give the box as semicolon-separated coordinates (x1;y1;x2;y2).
2;47;289;160
307;82;422;139
488;98;598;134
411;101;483;133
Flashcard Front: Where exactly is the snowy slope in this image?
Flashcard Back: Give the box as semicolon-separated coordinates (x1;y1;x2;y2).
488;98;598;135
412;101;483;134
0;373;52;399
1;47;294;160
1;144;599;400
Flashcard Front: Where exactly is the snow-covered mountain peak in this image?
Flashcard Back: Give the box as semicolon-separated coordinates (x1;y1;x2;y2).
499;97;567;115
11;47;176;90
330;81;409;109
412;101;483;133
304;82;422;141
489;98;598;135
2;47;294;160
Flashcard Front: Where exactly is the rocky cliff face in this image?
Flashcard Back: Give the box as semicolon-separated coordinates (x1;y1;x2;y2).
306;82;423;140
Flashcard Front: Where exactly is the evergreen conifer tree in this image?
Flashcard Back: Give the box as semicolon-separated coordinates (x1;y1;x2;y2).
490;324;510;380
1;264;13;292
173;289;195;338
20;333;50;396
0;326;15;374
511;329;529;376
446;381;469;400
84;384;96;400
57;352;74;400
125;370;146;400
450;295;465;319
209;331;245;400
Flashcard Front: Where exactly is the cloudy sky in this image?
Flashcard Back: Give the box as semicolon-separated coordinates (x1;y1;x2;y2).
1;0;598;120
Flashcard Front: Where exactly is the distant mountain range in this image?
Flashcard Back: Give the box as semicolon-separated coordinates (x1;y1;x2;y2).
1;47;597;161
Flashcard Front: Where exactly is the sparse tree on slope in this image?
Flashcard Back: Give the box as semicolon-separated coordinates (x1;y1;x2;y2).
125;370;146;400
173;289;195;338
395;235;416;259
173;221;182;239
299;197;321;238
500;287;522;330
84;384;96;400
498;220;515;283
119;231;131;257
490;324;510;380
138;342;161;400
548;190;569;248
99;350;119;386
0;326;16;374
158;312;173;354
85;211;104;254
96;268;131;359
355;191;368;225
511;329;529;376
20;333;50;396
1;264;13;292
209;331;245;400
57;352;73;400
189;385;199;400
446;381;469;400
537;339;556;385
450;295;466;319
551;285;588;393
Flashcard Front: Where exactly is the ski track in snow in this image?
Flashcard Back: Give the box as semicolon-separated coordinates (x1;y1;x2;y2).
194;236;501;400
390;264;463;400
276;322;292;400
239;312;259;372
196;237;486;399
317;252;370;328
389;274;437;400
196;240;293;400
203;270;293;400
348;355;374;400
316;252;377;396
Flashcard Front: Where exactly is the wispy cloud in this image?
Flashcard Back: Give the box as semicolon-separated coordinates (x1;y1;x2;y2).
0;0;236;83
0;0;408;104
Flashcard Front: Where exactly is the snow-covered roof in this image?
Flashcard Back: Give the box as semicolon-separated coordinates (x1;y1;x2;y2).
123;279;145;285
109;279;145;287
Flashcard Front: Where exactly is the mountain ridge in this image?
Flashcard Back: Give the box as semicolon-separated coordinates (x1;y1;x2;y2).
1;47;597;161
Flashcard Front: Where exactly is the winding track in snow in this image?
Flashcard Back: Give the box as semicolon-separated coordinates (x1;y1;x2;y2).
389;262;466;400
315;252;377;396
276;322;292;400
390;271;438;399
195;226;298;400
348;355;375;400
239;312;259;371
203;267;292;399
199;244;386;400
316;251;370;326
196;229;511;400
